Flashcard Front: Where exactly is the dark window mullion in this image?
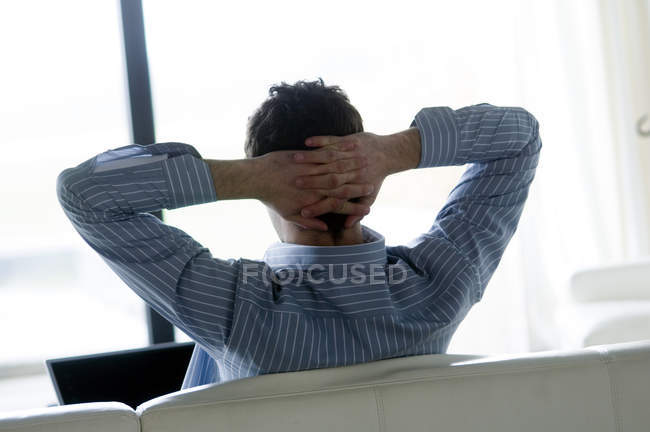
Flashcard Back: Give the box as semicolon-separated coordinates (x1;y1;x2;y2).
119;0;174;344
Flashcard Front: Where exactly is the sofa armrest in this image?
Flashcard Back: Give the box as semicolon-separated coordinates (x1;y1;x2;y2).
0;402;138;432
570;257;650;302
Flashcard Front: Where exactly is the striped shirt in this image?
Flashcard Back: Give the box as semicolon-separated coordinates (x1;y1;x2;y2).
56;103;541;388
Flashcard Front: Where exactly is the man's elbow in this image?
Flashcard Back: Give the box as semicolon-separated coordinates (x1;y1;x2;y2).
56;168;71;204
56;166;86;211
526;110;542;153
524;109;540;137
510;107;541;152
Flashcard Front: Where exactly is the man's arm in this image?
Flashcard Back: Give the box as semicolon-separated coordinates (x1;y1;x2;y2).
298;103;541;300
57;143;237;352
57;142;372;352
205;148;374;230
407;104;540;299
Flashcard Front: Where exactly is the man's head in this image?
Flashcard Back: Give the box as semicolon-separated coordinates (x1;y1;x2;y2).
245;79;364;242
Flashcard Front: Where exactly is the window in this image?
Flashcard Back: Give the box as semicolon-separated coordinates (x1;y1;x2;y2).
0;1;148;374
141;0;521;345
4;0;627;412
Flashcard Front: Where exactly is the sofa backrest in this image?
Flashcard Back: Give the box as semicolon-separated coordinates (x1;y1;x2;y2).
0;402;138;432
135;340;650;432
1;341;648;432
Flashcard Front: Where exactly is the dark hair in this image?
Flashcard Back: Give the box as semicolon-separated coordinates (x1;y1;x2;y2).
245;79;364;232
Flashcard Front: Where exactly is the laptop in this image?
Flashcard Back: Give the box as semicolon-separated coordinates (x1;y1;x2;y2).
46;341;195;409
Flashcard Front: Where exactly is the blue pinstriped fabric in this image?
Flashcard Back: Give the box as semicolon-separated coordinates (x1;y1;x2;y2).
57;103;541;389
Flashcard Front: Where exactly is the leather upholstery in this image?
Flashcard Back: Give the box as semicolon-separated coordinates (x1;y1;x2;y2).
593;342;650;430
570;258;650;302
1;341;648;431
137;341;650;432
0;402;138;432
561;259;650;347
558;301;650;347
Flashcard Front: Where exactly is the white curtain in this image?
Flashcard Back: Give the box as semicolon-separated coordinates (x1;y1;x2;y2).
449;0;650;353
139;0;650;354
598;0;650;257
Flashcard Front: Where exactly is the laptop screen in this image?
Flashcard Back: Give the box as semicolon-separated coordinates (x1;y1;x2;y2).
46;342;195;409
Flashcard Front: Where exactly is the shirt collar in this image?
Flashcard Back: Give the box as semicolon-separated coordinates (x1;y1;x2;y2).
263;226;386;270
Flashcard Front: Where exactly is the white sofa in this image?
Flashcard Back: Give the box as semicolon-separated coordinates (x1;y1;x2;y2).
559;258;650;348
0;402;138;432
1;340;649;432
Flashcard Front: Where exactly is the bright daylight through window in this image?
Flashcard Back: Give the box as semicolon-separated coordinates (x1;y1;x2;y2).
2;0;648;414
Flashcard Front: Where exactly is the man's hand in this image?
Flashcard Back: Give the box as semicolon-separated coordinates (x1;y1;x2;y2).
206;141;376;231
253;147;376;230
294;128;422;227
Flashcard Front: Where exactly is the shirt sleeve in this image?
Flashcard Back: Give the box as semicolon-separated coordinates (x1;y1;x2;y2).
405;103;542;301
56;142;241;353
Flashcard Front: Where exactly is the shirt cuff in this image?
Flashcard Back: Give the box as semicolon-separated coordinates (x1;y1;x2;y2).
163;153;218;209
410;107;461;168
95;142;218;210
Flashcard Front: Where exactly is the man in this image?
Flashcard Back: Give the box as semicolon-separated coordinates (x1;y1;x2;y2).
57;79;541;389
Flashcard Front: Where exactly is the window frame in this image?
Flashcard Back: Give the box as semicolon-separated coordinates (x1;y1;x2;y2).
119;0;175;344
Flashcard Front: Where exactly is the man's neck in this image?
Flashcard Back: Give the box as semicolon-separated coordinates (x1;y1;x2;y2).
284;225;365;246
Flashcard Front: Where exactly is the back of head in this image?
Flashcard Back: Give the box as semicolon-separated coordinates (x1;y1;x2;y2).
245;79;364;232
